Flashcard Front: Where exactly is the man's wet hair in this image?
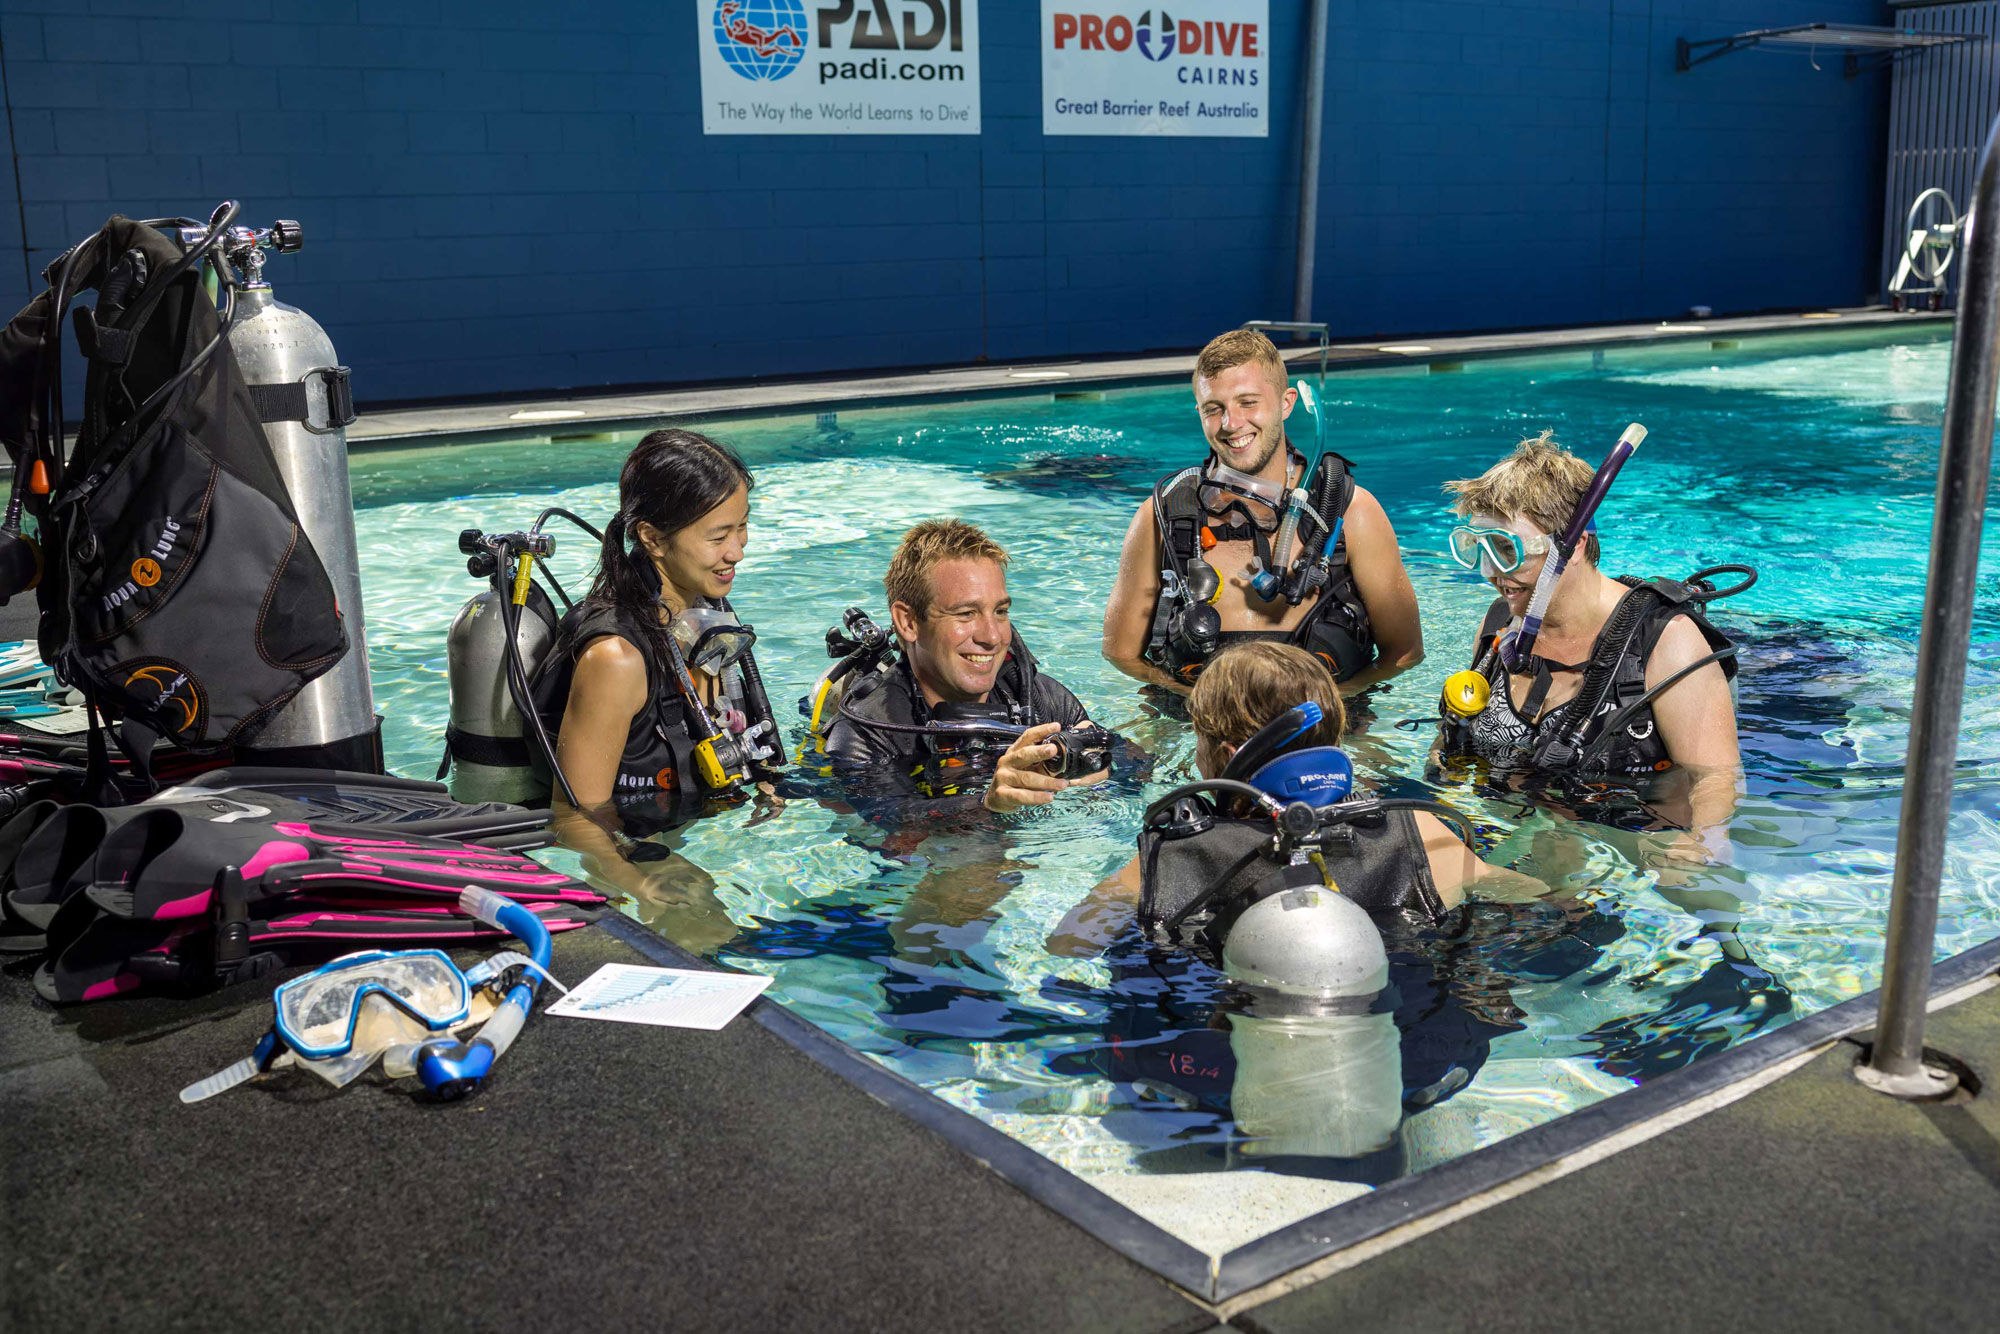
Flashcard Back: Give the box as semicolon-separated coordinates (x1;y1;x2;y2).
884;518;1009;618
1193;328;1289;393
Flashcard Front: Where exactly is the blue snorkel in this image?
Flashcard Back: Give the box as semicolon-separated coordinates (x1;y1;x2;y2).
411;887;554;1100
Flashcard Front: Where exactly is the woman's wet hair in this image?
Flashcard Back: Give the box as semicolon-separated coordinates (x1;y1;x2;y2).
587;429;753;656
1443;429;1603;566
1189;641;1346;751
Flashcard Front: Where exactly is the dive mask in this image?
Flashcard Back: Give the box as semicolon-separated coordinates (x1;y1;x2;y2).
672;606;757;675
1197;458;1290;530
1447;524;1551;576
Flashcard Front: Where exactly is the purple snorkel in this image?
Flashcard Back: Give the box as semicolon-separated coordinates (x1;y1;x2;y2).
1500;422;1646;672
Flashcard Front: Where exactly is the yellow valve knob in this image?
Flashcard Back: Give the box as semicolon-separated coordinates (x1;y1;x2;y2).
1441;670;1491;718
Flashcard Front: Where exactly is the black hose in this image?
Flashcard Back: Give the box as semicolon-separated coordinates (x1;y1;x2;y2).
533;507;604;542
525;509;603;614
1143;778;1280;825
1574;646;1739;769
1684;564;1757;602
495;572;579;809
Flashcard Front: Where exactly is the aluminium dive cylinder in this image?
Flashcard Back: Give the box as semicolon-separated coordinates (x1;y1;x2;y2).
225;238;379;768
445;580;559;804
1221;887;1403;1159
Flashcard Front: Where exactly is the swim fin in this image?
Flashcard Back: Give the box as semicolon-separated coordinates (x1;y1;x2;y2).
0;770;552;953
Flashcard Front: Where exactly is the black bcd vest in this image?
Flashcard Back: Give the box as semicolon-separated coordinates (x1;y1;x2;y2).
1440;578;1737;777
1144;449;1374;683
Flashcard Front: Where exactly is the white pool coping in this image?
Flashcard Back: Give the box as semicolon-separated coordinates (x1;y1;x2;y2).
347;307;1951;447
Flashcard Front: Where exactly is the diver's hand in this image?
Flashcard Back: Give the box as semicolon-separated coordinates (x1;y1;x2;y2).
984;722;1073;814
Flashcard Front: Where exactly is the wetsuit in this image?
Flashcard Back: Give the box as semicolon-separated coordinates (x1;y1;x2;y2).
530;598;779;835
821;629;1091;819
1445;579;1737;778
1144;446;1374;684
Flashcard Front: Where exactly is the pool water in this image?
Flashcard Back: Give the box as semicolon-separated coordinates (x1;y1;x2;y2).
350;326;2000;1254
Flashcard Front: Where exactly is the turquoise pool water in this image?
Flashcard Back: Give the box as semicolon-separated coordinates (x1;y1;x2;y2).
349;325;2000;1251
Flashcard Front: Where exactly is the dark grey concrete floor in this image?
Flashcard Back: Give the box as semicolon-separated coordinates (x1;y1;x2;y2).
0;926;1215;1334
1232;982;1999;1334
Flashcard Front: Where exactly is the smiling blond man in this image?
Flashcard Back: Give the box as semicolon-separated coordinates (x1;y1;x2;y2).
1101;329;1424;699
823;519;1106;816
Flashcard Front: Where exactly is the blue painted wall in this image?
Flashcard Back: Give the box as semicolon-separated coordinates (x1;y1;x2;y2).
0;0;1889;403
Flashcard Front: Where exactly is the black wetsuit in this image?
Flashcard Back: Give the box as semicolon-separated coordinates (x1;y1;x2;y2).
821;630;1091;821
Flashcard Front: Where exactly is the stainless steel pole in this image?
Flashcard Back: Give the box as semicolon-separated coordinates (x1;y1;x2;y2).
1854;115;2000;1100
1291;0;1330;325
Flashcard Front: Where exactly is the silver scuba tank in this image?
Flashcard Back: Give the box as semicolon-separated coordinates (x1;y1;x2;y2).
214;221;379;764
1221;887;1403;1159
445;540;560;804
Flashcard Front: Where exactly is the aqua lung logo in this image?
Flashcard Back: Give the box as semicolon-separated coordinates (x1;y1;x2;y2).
101;516;181;612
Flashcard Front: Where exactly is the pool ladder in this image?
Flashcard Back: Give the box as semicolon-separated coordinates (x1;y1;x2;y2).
1857;113;2000;1100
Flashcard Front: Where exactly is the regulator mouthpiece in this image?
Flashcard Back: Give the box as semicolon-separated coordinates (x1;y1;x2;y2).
1441;670;1490;718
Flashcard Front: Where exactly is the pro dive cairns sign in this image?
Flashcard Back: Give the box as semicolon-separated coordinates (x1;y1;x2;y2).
1041;0;1266;137
699;0;981;134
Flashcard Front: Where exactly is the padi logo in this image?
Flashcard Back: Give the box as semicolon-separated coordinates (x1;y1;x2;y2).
814;0;970;89
714;0;809;81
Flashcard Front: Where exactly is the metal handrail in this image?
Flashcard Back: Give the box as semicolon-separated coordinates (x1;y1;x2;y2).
1854;113;2000;1100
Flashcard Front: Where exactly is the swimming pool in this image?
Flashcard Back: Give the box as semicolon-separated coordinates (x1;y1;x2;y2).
350;324;2000;1255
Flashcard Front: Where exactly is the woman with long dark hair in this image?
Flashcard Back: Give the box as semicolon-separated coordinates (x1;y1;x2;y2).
532;428;783;832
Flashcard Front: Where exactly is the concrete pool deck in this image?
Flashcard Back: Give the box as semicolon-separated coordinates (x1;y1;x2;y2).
345;307;1952;448
2;916;1991;1331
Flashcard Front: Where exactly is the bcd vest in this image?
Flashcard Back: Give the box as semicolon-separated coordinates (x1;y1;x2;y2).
530;599;778;828
1137;801;1447;965
1441;578;1737;776
1143;449;1373;683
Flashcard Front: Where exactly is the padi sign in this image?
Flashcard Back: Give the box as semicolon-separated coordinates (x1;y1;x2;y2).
699;0;982;135
1041;0;1266;137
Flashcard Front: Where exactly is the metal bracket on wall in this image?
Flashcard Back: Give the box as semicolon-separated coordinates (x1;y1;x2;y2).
1676;23;1979;79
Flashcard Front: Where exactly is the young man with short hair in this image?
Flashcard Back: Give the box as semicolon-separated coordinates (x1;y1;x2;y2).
1101;328;1425;697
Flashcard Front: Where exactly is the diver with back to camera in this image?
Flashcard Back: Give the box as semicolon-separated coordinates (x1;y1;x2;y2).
1043;642;1551;1174
807;519;1117;823
1101;329;1424;701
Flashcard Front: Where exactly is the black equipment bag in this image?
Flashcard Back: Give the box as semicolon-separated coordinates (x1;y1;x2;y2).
0;204;348;755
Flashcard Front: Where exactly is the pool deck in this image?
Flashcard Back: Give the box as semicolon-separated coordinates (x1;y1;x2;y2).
4;308;1992;1327
3;915;1992;1332
347;306;1951;447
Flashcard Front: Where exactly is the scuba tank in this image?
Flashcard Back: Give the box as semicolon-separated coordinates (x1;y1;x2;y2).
445;528;562;805
801;606;898;749
1222;889;1405;1161
199;219;380;771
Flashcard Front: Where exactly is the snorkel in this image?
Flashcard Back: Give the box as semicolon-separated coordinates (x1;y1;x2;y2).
406;887;556;1100
1499;422;1646;672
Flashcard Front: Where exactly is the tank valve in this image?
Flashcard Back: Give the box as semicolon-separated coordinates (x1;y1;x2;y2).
1441;670;1490;718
